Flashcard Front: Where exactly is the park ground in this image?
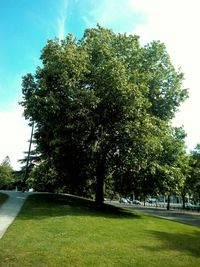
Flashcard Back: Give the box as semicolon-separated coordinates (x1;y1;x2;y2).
0;192;200;267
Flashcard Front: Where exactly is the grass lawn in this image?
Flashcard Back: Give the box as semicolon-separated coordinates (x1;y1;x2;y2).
0;192;8;206
0;194;200;267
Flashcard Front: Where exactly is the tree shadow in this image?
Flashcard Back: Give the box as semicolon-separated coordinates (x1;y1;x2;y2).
18;193;141;221
142;229;200;258
0;192;8;206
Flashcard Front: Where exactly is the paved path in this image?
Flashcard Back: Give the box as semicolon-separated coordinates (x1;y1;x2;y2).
0;191;32;239
133;206;200;227
109;201;200;227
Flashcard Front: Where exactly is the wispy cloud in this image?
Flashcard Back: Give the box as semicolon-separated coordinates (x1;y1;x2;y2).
57;0;68;40
82;0;144;33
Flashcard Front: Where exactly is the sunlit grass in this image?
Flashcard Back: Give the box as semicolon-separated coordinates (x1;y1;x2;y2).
0;192;8;206
0;193;200;266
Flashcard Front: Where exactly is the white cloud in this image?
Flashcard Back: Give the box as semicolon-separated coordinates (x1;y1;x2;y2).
57;0;68;40
0;105;30;170
129;0;200;150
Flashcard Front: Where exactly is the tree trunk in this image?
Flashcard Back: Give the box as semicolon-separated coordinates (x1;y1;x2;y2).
167;195;170;210
95;155;106;208
182;194;186;209
95;172;104;208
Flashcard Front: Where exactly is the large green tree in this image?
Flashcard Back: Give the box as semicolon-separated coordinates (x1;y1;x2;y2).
21;26;187;206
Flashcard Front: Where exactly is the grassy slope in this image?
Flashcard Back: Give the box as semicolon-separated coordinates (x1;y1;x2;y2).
0;194;200;267
0;192;8;206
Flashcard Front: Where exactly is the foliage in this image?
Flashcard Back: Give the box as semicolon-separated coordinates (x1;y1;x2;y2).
20;25;187;205
156;127;189;195
114;124;189;204
27;160;58;192
186;144;200;200
0;156;14;189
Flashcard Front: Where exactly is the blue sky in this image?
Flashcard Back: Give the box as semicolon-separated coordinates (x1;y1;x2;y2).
0;0;200;169
0;0;145;109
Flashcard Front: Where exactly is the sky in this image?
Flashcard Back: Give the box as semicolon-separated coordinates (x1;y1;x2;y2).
0;0;200;170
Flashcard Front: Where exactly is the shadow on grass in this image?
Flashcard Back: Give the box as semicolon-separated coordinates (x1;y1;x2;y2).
0;192;9;206
18;193;141;220
143;229;200;258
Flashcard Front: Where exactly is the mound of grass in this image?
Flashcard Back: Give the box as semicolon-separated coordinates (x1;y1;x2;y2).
0;192;8;206
0;193;200;267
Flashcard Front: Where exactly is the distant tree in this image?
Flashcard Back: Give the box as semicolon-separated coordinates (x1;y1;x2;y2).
2;156;11;166
154;127;189;210
113;125;189;209
186;144;200;201
0;156;14;189
21;25;187;206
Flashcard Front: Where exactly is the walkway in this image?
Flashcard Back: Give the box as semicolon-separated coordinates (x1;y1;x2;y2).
133;206;200;227
0;191;32;238
109;201;200;227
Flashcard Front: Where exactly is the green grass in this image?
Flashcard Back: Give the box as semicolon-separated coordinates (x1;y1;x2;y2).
0;192;8;206
0;193;200;267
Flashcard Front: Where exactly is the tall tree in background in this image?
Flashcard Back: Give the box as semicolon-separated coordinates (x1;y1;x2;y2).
155;127;189;209
21;26;187;206
0;156;14;189
187;144;200;201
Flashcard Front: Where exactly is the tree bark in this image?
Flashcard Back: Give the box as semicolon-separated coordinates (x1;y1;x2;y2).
95;173;104;208
182;194;186;209
95;155;106;208
167;195;170;210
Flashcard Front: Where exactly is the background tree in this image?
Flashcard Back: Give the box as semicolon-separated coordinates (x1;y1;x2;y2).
154;127;189;210
186;144;200;202
0;156;14;189
21;25;187;206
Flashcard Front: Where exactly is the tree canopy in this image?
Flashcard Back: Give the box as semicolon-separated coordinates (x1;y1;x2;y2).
21;25;188;206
